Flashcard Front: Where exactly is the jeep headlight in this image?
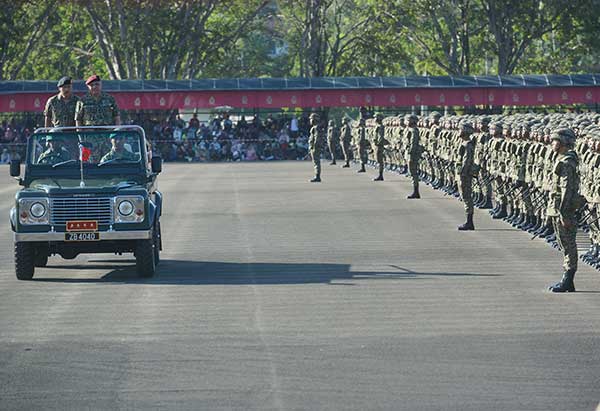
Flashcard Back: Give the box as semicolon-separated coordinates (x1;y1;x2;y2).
118;200;134;216
18;198;49;225
114;196;145;223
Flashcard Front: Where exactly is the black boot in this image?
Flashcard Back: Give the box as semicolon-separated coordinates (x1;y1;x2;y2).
458;213;475;231
373;174;384;181
342;161;350;168
407;184;420;199
310;175;321;183
548;269;576;292
357;164;366;173
492;204;507;219
329;160;336;165
481;196;493;209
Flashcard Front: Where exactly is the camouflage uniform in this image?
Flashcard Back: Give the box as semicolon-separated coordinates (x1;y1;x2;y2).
406;114;422;197
327;120;339;165
372;114;388;181
75;93;119;126
37;145;71;165
340;119;352;167
457;123;476;230
547;129;581;292
100;147;137;163
356;119;368;172
309;114;323;181
44;94;80;127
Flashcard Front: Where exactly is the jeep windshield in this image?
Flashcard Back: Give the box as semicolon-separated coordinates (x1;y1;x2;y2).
30;130;143;168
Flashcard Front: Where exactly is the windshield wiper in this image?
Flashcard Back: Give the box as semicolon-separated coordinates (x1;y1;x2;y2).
52;159;79;168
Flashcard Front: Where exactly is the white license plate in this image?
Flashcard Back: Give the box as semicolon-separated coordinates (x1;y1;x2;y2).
65;232;100;242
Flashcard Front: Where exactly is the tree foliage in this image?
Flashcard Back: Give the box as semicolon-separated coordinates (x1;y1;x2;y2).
0;0;597;80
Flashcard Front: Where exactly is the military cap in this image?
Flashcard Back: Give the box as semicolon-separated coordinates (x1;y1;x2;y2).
57;76;71;88
309;113;319;119
342;117;350;124
328;120;335;126
109;132;124;140
375;113;384;119
405;114;418;121
85;74;101;85
430;111;442;118
480;116;491;125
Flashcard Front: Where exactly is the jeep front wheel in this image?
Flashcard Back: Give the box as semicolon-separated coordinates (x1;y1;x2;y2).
136;237;156;278
15;242;35;280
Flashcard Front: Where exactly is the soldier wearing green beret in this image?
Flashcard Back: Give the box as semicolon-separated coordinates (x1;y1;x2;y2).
44;76;80;128
100;134;137;163
37;134;72;165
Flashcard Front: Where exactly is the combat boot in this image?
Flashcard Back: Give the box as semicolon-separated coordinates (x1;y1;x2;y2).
481;196;493;209
407;184;420;199
493;203;507;219
458;213;475;231
329;160;336;165
342;161;350;168
513;213;525;228
310;175;321;183
357;164;366;173
373;174;384;181
548;269;576;293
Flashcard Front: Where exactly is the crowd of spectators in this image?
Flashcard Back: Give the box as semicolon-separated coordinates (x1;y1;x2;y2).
0;117;35;163
146;112;312;162
0;111;316;163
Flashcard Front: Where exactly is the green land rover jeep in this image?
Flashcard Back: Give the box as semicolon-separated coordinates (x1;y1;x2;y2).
9;125;163;280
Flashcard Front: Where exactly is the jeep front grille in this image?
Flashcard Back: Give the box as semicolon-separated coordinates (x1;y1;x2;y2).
50;198;113;225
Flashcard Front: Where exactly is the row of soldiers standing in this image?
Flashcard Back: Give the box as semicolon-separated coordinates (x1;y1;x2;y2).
311;110;594;293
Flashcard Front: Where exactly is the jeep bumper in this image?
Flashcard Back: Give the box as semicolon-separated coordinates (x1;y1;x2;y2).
14;230;151;242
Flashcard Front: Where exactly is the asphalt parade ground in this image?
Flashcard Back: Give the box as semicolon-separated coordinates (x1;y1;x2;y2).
0;161;599;410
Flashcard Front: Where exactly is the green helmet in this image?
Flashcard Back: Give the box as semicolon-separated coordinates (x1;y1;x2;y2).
551;128;576;146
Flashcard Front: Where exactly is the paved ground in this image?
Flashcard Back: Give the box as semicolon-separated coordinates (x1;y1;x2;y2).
0;161;599;411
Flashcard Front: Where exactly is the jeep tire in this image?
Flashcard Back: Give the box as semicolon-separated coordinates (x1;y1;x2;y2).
136;233;156;278
34;245;49;267
154;221;161;265
15;242;35;280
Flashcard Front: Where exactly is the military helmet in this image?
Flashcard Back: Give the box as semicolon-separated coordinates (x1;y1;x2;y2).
309;113;319;119
328;120;335;126
551;127;576;146
430;111;442;118
460;122;474;133
375;113;384;120
405;114;418;122
342;117;349;124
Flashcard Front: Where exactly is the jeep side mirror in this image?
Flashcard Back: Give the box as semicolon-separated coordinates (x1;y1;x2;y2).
151;156;162;173
9;160;21;177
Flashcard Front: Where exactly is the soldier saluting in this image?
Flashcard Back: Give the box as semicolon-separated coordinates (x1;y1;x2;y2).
546;128;582;292
75;75;121;126
44;76;79;127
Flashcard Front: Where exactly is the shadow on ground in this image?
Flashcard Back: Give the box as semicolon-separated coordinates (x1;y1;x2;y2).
33;260;500;285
